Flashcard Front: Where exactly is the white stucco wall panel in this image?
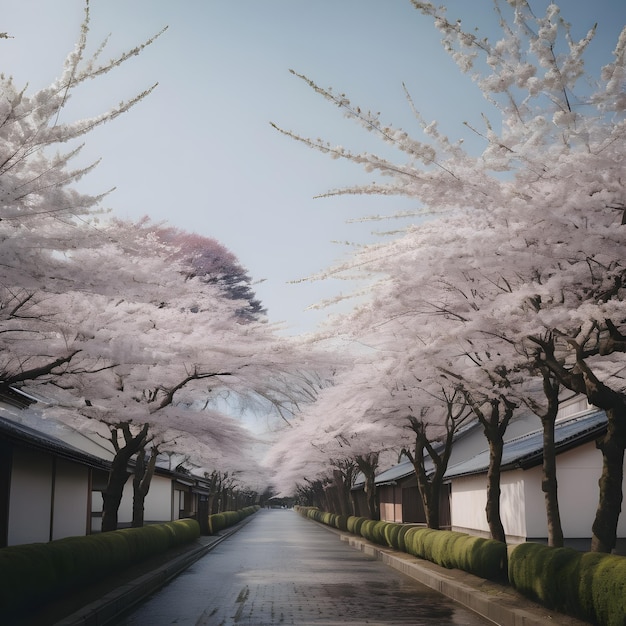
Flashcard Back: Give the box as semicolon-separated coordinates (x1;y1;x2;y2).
450;475;489;534
144;475;173;522
118;481;133;525
521;466;547;538
51;459;89;540
8;448;53;545
451;440;626;542
499;473;526;538
118;473;173;525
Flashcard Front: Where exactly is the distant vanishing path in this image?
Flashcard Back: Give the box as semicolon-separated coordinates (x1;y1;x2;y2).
119;509;490;625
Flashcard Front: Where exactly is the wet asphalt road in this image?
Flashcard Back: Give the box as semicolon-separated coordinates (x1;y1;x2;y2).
119;509;491;625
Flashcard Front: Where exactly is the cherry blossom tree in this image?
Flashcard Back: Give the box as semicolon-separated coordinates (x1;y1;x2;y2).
0;1;163;389
38;240;311;530
1;3;320;533
273;1;625;551
150;223;266;321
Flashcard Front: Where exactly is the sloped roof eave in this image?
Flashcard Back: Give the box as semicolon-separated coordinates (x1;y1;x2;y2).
444;410;607;480
0;415;111;471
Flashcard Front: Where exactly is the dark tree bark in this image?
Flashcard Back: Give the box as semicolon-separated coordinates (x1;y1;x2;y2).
592;407;626;553
534;333;626;552
485;430;506;544
355;453;380;520
466;396;515;544
132;445;158;528
307;479;328;510
536;370;564;547
404;392;468;529
331;460;357;517
101;422;149;532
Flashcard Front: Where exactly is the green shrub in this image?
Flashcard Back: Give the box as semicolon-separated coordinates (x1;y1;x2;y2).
509;543;579;608
90;531;133;575
207;506;260;535
409;528;437;559
360;519;378;542
0;519;202;621
208;513;225;534
429;530;467;569
0;544;56;613
402;527;421;557
164;519;201;545
397;525;413;553
578;551;606;621
589;553;626;626
451;534;480;571
347;516;367;535
510;543;626;624
372;521;389;546
384;523;402;549
468;537;508;582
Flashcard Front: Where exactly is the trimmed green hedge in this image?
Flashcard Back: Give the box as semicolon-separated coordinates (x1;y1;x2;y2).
207;505;260;535
294;507;507;582
280;507;626;625
509;542;626;626
0;518;200;621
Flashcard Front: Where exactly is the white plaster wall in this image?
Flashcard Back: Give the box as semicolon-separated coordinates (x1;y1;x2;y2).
173;488;185;519
8;448;52;545
118;473;173;524
522;442;626;539
521;466;547;538
447;433;626;543
51;459;89;540
519;452;602;540
144;475;173;522
118;480;133;525
553;441;623;538
500;472;526;538
450;474;489;534
452;473;528;539
91;492;103;533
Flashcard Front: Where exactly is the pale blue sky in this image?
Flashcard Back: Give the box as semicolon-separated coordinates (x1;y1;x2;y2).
3;1;625;333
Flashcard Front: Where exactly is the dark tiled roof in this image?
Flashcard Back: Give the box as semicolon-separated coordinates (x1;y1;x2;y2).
444;410;607;479
374;456;436;486
0;413;110;470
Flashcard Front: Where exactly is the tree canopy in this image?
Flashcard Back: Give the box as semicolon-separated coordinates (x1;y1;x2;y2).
268;0;626;552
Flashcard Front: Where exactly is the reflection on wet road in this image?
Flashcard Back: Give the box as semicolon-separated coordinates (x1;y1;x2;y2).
120;509;491;625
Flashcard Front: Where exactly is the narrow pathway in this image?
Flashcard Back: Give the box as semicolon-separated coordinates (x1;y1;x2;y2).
119;509;490;625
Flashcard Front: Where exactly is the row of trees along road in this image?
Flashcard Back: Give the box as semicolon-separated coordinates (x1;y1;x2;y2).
0;4;332;532
268;1;626;553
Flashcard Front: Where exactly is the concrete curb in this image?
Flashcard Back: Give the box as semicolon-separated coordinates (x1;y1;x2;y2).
54;516;255;626
318;525;590;626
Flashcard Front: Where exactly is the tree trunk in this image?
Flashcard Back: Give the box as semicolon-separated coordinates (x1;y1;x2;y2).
101;423;149;532
132;446;158;528
485;434;506;543
534;334;626;553
541;417;564;547
422;480;440;529
101;456;131;532
333;469;349;517
591;407;626;553
537;371;564;547
409;447;441;529
356;454;379;520
332;465;356;517
465;396;513;544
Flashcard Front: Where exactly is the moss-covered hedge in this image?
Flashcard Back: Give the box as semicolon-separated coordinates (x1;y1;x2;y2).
207;505;260;535
509;542;626;626
0;518;200;621
294;506;507;582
